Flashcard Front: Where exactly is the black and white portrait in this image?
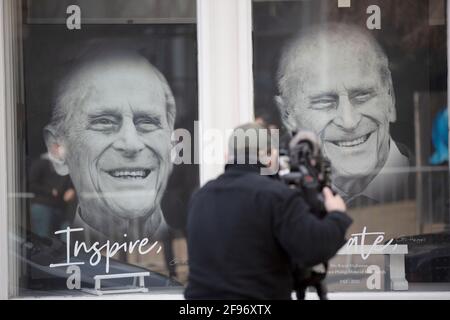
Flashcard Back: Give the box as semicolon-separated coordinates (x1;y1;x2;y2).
24;24;198;244
253;0;445;208
275;22;410;204
43;43;175;241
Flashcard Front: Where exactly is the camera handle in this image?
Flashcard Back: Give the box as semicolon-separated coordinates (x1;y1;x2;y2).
295;164;329;300
298;165;327;218
294;263;328;300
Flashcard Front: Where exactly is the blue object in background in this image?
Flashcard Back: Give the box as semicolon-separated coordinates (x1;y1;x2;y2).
429;108;449;165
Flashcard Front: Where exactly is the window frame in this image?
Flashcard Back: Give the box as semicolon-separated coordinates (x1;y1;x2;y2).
0;0;254;299
1;0;24;300
2;0;450;299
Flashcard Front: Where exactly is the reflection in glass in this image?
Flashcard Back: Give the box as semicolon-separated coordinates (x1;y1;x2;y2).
252;0;449;291
13;0;198;296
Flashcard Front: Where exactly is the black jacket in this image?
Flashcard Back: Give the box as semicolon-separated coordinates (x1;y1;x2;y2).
185;164;353;300
28;157;73;209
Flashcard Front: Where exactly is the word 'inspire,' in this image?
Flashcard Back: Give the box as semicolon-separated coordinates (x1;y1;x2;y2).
49;227;161;273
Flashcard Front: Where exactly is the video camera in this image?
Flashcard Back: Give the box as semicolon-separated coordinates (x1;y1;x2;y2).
278;130;333;300
279;130;333;217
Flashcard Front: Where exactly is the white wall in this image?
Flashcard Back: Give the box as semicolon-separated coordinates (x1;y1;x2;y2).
197;0;254;185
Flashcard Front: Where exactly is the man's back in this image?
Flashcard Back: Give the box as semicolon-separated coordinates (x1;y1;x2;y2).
185;164;352;300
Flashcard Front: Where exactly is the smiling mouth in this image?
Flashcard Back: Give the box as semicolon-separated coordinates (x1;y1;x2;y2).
106;168;151;179
329;132;373;148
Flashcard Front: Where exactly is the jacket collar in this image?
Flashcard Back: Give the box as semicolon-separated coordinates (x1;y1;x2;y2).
224;163;266;174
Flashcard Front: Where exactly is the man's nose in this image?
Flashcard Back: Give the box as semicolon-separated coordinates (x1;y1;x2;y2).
112;119;145;156
333;96;362;131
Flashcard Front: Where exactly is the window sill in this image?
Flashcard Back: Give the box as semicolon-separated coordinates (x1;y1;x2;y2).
11;290;450;300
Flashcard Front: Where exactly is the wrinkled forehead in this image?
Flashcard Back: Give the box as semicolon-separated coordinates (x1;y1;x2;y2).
63;53;164;96
285;35;382;80
56;53;167;115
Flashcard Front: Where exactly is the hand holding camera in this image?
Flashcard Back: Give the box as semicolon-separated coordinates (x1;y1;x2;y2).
279;130;347;300
323;187;346;213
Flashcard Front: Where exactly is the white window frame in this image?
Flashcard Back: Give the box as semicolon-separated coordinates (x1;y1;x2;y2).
1;0;450;300
0;0;24;300
0;0;8;300
197;0;254;184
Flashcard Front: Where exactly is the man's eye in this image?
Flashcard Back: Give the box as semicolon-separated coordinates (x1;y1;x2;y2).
135;119;161;132
95;119;113;125
352;93;374;104
310;100;336;110
89;117;118;131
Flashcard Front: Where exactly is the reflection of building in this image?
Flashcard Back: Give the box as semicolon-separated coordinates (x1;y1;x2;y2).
414;92;450;232
27;0;196;23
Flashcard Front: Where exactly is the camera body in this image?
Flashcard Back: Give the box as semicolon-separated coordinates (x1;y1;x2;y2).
278;131;333;300
278;131;333;217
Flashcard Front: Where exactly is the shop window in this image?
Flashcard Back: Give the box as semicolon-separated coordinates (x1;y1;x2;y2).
252;0;449;292
11;0;197;297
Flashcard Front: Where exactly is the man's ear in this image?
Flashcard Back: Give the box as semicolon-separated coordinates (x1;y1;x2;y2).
387;77;397;123
388;101;397;123
275;95;296;133
43;126;70;176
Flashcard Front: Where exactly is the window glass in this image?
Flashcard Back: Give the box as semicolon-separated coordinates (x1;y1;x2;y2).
15;0;197;296
253;0;449;292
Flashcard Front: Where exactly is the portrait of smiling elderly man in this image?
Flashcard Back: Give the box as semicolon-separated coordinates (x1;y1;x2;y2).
276;23;411;205
43;45;175;242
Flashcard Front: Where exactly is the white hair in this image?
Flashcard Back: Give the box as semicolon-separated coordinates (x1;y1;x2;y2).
277;23;394;103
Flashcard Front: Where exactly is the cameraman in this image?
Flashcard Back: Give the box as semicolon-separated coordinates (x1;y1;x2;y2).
184;123;352;300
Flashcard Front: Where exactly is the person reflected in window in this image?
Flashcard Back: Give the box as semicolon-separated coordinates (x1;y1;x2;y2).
29;152;75;238
429;108;448;166
43;44;176;243
276;23;411;205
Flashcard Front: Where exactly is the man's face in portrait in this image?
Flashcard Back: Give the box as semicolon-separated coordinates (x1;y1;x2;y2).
46;53;173;221
278;27;396;184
